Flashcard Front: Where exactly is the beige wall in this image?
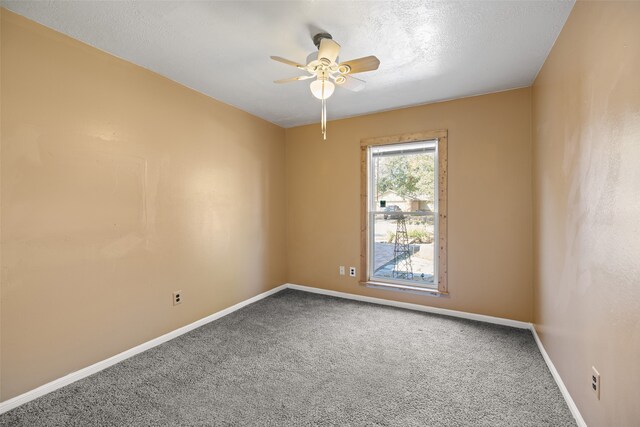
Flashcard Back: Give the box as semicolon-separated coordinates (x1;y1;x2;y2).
286;88;533;322
532;1;640;426
0;9;287;401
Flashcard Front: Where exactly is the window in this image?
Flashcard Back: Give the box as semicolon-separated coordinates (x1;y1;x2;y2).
360;131;448;294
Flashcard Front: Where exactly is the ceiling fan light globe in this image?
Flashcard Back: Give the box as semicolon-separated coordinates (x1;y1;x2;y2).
338;64;351;74
335;75;347;85
310;79;335;100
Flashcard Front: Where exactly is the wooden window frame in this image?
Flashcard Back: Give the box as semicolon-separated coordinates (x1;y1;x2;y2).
360;130;448;295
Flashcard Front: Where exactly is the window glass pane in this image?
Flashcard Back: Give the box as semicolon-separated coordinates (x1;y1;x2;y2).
371;213;436;287
372;147;436;215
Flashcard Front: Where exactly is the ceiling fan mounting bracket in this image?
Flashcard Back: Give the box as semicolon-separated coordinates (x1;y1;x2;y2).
313;32;333;49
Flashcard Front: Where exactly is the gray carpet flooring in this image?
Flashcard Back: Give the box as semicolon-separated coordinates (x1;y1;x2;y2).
1;289;576;426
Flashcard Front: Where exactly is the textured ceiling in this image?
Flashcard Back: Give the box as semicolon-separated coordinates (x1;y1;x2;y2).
2;1;574;128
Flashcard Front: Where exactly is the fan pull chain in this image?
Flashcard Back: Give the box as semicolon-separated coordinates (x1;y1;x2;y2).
322;97;327;140
321;79;327;140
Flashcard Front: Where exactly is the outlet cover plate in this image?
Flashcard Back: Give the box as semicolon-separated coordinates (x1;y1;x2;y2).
591;366;600;399
173;291;182;306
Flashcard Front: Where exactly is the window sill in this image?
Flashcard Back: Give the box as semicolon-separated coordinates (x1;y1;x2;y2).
360;281;448;297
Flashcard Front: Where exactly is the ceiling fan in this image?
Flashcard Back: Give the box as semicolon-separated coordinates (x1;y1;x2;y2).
271;32;380;140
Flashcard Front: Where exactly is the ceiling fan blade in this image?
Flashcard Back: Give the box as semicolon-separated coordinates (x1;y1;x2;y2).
318;38;340;64
335;74;366;92
270;56;306;70
274;75;314;84
339;55;380;74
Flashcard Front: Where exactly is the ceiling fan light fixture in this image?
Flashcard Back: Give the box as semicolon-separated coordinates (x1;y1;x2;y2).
334;75;347;85
310;79;335;99
338;64;351;74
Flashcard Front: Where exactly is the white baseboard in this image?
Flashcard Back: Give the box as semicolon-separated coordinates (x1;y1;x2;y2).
286;283;531;329
0;283;288;415
531;326;587;427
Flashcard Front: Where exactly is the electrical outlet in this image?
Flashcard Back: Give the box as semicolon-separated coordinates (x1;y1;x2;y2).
339;266;346;276
349;267;356;277
173;290;182;306
591;366;600;399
